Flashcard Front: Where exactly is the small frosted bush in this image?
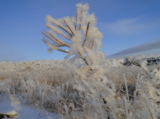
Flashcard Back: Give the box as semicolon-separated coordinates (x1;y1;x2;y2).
42;2;160;119
42;3;118;118
42;3;105;78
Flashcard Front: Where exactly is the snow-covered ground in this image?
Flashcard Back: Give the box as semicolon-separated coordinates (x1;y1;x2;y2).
0;94;60;119
0;55;160;119
0;60;63;72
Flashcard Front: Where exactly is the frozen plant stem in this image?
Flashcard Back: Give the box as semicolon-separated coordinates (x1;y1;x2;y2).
42;3;103;69
42;3;114;118
82;22;90;47
143;95;155;119
123;74;129;101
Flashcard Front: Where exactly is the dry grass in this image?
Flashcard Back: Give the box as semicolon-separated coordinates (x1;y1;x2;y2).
0;67;69;87
105;65;146;86
0;61;159;119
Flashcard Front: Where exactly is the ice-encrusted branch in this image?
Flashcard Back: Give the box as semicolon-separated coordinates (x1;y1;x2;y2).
82;22;90;47
42;3;103;67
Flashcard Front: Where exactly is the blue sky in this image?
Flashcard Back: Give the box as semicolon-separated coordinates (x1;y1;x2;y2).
0;0;160;61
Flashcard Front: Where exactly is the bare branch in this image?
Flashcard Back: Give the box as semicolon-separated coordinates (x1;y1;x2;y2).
75;6;78;30
82;22;90;47
43;39;69;53
79;10;83;30
46;23;71;41
57;48;70;53
64;20;75;36
47;16;72;36
91;41;95;50
77;51;90;66
42;31;64;47
42;31;60;44
48;31;70;47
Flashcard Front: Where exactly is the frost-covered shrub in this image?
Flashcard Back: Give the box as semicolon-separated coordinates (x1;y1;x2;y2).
41;2;160;119
42;3;104;72
42;3;119;119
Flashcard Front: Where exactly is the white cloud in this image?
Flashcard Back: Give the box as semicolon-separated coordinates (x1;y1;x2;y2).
105;17;148;34
99;16;160;35
109;40;160;57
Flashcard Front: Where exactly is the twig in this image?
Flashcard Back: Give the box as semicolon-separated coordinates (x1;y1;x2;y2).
75;6;78;30
64;20;75;36
123;74;129;101
82;22;90;47
42;31;64;46
43;39;69;53
48;16;72;36
91;41;95;49
77;51;88;65
46;24;71;41
79;10;83;30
